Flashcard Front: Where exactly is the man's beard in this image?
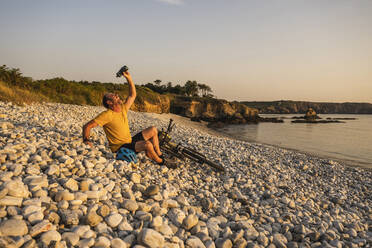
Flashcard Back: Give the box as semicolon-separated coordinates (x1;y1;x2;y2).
114;98;123;105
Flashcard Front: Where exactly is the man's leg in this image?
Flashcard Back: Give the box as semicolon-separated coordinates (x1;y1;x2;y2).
135;140;162;164
141;126;162;157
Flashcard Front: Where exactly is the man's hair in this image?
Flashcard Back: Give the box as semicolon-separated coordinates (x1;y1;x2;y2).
102;93;112;109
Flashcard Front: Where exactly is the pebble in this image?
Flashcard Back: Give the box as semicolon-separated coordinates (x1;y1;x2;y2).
144;185;160;196
273;233;288;247
62;232;80;246
111;238;127;248
151;216;163;228
215;238;232;248
98;205;110;217
186;236;206;248
4;180;29;198
60;209;79;226
168;208;186;227
64;178;79;191
86;210;103;227
40;230;62;246
80;180;90;191
122;199;139;212
0;219;28;236
78;237;95;247
138;228;165;248
183;214;199;230
29;220;53;237
95;236;111;248
55;190;74;202
0;196;23;206
131;173;141;184
73;225;90;237
0;188;8;199
106;213;123;228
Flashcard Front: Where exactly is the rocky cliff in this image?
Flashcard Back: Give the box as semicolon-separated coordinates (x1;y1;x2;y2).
241;101;372;114
170;96;259;123
132;94;170;114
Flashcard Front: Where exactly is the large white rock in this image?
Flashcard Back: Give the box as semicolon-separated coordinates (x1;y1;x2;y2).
62;232;80;246
64;178;79;191
183;214;199;230
40;230;62;246
186;236;206;248
122;199;138;212
4;180;29;198
111;238;127;248
95;236;111;248
167;208;186;227
0;219;28;236
105;213;123;228
24;175;48;188
29;220;53;237
0;196;23;206
138;228;165;248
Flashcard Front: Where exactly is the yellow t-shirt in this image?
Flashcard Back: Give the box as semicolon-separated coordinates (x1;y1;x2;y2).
93;104;132;152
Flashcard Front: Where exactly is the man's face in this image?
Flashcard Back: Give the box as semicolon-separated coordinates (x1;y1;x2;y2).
107;93;122;106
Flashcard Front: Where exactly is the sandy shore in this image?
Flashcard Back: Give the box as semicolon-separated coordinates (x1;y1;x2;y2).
0;102;371;247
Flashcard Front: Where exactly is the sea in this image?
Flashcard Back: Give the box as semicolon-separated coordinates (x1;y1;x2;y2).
218;114;372;169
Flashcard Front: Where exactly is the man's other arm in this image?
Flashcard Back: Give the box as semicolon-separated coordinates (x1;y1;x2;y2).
82;120;98;147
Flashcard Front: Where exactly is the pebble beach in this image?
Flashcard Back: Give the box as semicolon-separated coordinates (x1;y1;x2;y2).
0;101;371;248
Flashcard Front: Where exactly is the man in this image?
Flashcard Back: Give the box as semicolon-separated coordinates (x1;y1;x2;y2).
82;70;165;165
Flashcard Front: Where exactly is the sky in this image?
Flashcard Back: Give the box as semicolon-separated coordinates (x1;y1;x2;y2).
0;0;371;103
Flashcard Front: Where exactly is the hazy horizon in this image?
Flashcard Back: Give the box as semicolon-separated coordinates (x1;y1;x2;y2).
1;0;371;103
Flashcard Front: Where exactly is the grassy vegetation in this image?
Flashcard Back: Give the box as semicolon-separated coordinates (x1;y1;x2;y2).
0;65;232;116
0;65;168;108
0;80;49;105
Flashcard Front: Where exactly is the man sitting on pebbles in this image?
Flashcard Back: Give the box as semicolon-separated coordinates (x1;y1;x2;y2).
82;69;169;166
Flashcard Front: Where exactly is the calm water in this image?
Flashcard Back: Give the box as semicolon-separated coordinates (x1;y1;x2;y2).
219;114;372;168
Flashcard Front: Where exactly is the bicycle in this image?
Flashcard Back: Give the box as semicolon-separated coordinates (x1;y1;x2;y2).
158;119;225;172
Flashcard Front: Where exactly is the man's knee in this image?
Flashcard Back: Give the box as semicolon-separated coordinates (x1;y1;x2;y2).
144;141;153;150
150;126;157;135
142;126;159;141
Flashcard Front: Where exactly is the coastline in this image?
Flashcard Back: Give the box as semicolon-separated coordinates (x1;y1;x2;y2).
214;127;372;171
0;102;371;247
147;112;372;170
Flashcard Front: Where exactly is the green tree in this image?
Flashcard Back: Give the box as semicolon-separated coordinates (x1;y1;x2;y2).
198;83;212;97
170;84;185;95
0;65;32;88
166;82;172;90
154;79;162;86
184;80;199;97
0;65;11;83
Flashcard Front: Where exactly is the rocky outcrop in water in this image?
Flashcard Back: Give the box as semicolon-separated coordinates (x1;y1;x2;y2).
291;108;347;123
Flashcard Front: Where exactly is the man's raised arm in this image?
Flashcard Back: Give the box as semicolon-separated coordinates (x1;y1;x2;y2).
123;71;136;111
